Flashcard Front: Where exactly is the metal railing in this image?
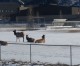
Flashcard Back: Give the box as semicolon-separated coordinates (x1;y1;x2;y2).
0;43;80;66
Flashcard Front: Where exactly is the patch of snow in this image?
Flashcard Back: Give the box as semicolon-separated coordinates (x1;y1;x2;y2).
0;30;80;65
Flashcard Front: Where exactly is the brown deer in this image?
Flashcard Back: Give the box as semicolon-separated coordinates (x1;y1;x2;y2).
35;35;45;43
13;30;24;42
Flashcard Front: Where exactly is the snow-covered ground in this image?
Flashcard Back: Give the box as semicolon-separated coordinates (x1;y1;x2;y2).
0;30;80;65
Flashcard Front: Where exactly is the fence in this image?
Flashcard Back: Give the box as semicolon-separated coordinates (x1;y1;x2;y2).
0;43;80;66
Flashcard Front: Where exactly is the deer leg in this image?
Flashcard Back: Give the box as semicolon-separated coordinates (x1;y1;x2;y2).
23;36;24;42
17;38;20;42
19;38;20;42
16;38;17;42
16;38;19;42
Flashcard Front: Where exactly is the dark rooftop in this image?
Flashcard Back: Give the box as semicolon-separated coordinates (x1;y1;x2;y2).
0;0;80;7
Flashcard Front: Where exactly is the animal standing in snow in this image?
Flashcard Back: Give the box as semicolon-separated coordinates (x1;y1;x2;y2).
13;30;24;42
35;35;45;43
26;35;35;42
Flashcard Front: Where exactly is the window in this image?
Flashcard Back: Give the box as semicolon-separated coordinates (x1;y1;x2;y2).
0;10;1;12
1;10;3;12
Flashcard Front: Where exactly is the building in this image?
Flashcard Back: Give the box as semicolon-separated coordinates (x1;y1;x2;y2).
0;0;20;22
0;2;20;22
0;0;80;23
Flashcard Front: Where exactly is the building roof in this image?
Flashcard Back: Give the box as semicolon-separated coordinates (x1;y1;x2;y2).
0;0;80;7
23;0;58;5
0;0;58;6
0;0;18;2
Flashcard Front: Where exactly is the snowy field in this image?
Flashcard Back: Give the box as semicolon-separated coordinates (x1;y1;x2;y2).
0;30;80;65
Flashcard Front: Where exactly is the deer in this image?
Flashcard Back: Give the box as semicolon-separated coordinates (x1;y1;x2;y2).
13;30;24;42
26;35;35;42
35;35;45;43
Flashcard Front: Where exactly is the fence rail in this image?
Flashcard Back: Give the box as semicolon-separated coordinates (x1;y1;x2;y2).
0;43;80;66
